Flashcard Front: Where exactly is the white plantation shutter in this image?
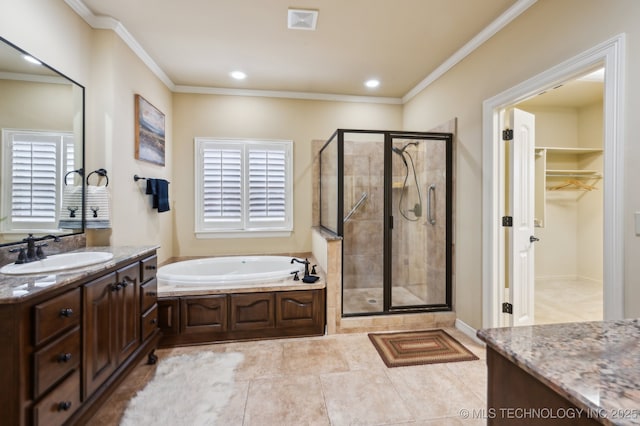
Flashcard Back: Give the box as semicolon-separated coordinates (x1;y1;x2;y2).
247;148;286;223
11;137;57;222
195;138;292;237
1;130;74;232
202;147;242;224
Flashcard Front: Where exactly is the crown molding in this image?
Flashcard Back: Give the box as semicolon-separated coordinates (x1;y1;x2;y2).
173;85;402;104
402;0;538;103
66;0;536;105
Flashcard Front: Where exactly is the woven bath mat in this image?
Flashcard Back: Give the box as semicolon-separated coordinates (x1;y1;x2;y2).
368;329;479;368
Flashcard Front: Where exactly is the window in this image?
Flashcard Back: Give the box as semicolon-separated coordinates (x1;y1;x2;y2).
195;138;293;238
1;129;75;233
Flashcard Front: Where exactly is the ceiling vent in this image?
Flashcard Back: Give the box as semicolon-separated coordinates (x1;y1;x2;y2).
287;9;318;31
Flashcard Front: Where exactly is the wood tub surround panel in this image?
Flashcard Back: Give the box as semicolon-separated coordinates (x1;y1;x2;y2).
181;294;227;334
158;288;326;347
230;293;275;331
0;247;159;425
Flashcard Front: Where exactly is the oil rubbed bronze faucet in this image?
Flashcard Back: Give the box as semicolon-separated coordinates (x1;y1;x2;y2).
9;233;61;264
290;257;310;277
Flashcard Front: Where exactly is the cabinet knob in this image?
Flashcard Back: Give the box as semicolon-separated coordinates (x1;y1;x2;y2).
147;291;157;297
120;280;129;288
111;283;122;292
59;308;73;317
150;318;158;325
145;265;157;270
58;353;72;363
57;401;72;411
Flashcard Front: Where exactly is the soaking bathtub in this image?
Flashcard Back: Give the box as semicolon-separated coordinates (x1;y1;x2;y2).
157;255;307;287
155;255;326;346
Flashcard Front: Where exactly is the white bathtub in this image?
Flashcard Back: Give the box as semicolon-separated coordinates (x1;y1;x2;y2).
157;256;306;287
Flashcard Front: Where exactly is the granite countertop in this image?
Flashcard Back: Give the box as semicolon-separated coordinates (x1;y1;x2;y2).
0;246;158;303
478;320;640;425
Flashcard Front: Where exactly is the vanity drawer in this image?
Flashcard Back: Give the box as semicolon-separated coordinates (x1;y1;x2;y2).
141;303;158;341
32;369;80;426
33;327;81;399
140;254;158;283
141;278;157;313
33;288;81;346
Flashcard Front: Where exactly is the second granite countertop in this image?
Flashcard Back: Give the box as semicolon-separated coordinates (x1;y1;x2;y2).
478;320;640;425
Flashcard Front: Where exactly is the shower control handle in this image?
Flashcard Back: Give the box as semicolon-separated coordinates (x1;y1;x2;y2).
530;236;540;243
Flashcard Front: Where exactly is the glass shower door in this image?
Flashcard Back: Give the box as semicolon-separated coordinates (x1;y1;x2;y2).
341;132;385;315
390;134;451;310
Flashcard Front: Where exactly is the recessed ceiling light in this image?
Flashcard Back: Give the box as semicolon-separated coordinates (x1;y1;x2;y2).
230;71;247;80
23;55;41;65
365;79;380;88
288;9;318;31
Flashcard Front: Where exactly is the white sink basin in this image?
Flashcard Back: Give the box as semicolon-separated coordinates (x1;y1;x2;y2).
0;252;114;275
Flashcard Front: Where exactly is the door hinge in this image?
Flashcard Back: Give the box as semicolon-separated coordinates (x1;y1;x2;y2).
502;302;513;314
502;129;513;141
502;216;513;227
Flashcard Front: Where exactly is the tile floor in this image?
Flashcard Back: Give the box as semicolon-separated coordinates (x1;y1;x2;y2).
534;278;603;325
88;327;487;425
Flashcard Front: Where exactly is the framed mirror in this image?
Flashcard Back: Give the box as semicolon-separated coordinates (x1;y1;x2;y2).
0;36;84;246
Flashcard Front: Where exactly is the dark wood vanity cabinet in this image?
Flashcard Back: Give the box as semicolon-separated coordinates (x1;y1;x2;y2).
83;262;140;397
0;250;160;426
158;288;325;346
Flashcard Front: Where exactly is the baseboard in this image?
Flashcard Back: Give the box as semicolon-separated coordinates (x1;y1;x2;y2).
455;319;485;346
535;274;578;282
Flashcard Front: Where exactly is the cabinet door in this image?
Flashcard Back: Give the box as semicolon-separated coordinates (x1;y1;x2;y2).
181;295;227;334
115;262;140;363
230;293;275;331
83;272;118;398
158;298;180;336
275;290;323;329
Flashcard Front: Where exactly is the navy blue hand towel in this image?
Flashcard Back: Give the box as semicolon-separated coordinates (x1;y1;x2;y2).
156;179;170;212
145;178;170;212
146;179;158;208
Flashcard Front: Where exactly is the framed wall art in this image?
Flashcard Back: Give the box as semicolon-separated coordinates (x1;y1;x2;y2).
135;94;165;166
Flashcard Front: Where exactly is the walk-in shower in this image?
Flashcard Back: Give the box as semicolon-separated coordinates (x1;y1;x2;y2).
319;129;453;316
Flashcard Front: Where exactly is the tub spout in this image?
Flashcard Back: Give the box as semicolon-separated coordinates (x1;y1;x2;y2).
290;257;310;276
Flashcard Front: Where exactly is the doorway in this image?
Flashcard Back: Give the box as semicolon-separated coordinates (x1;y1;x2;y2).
505;72;605;325
482;35;625;328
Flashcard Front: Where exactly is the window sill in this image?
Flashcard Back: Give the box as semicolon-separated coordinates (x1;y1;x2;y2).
196;230;293;239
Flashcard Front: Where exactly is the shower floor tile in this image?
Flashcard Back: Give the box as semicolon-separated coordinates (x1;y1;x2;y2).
342;286;426;314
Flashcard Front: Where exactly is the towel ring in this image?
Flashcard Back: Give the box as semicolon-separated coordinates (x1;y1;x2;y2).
86;168;109;186
64;168;84;185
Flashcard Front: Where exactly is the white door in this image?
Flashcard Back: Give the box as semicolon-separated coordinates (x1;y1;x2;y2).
508;108;536;326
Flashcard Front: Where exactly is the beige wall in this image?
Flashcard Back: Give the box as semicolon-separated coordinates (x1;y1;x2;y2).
172;93;401;256
4;0;640;326
403;0;640;327
87;31;174;262
1;2;174;262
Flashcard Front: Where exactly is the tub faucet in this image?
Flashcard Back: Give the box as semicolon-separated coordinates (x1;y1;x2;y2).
290;257;310;277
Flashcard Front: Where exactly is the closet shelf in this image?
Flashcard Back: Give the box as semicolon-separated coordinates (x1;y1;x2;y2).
536;146;602;155
546;169;602;178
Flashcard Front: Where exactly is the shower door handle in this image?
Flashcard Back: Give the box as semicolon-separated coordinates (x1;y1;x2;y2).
427;184;436;225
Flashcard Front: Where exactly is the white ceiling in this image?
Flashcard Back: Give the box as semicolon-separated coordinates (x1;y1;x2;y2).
73;0;522;100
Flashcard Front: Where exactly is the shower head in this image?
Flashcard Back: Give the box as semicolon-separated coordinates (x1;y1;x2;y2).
392;147;404;155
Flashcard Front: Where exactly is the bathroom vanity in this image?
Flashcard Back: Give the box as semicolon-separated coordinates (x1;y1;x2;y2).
0;246;160;425
478;320;640;425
